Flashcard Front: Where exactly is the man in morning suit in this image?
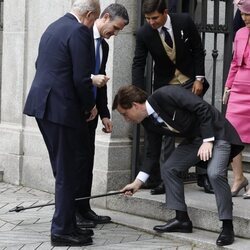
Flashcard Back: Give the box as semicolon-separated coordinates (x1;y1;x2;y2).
132;0;210;195
113;85;244;247
23;0;102;247
75;3;129;228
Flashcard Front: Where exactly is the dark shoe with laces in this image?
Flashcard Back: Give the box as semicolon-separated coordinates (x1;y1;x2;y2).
51;233;93;246
75;227;94;237
197;174;214;194
82;209;111;224
76;212;96;228
153;218;193;233
216;228;234;246
150;182;165;195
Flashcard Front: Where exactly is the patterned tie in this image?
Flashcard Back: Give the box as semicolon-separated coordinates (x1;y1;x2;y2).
93;37;102;98
162;27;173;48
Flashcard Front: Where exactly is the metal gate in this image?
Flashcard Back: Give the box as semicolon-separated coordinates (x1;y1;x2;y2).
131;0;235;180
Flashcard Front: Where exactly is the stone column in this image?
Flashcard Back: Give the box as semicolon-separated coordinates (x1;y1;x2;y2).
0;0;139;202
91;0;138;207
0;0;27;185
0;0;71;191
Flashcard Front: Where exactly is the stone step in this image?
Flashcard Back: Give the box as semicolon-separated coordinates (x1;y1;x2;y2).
0;170;3;182
106;171;250;240
94;207;250;250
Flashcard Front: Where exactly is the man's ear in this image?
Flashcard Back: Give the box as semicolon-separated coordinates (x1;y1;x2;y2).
163;9;168;16
86;11;93;18
102;13;110;22
133;102;140;109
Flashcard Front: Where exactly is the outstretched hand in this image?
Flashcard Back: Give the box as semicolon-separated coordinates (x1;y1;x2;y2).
120;179;143;196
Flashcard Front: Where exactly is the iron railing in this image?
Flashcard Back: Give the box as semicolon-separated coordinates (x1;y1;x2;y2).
131;0;234;180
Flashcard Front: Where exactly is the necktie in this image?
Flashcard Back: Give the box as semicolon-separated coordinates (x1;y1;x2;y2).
93;37;102;98
94;37;101;74
162;27;173;48
149;114;163;125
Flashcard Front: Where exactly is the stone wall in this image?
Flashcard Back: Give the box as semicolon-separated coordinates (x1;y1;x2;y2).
0;0;137;205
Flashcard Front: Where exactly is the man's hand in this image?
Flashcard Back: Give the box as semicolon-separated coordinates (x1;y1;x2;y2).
86;106;98;122
102;117;112;133
197;141;213;161
222;87;231;105
92;75;110;88
192;80;203;96
120;179;143;196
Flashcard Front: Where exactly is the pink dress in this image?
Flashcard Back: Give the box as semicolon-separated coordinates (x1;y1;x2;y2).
226;44;250;143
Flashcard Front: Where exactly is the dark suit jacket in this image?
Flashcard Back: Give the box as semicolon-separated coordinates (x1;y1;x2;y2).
132;13;207;92
23;13;95;128
95;38;110;120
141;86;244;174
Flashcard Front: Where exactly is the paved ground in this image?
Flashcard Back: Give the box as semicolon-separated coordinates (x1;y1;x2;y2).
0;182;205;250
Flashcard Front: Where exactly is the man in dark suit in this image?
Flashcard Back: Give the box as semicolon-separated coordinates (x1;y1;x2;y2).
132;0;210;195
113;84;244;247
75;3;129;228
23;0;102;247
168;0;197;13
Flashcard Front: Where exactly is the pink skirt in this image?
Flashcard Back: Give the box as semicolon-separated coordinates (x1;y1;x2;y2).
226;67;250;143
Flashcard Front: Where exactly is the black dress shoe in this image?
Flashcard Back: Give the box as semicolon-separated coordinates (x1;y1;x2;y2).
76;227;94;237
51;233;93;246
216;228;234;246
82;209;111;224
76;212;96;228
197;174;214;194
150;182;165;195
153;218;193;233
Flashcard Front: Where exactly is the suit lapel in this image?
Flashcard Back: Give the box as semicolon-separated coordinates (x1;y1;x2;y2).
148;97;180;132
100;40;108;73
146;23;174;66
170;14;184;64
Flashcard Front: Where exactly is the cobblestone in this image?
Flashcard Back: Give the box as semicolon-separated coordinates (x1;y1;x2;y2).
0;183;201;250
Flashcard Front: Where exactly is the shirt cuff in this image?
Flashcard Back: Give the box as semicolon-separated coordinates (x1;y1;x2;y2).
203;137;215;142
195;76;205;82
136;171;150;183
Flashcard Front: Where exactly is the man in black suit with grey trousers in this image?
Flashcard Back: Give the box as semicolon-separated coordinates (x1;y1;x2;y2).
113;85;244;247
132;0;210;194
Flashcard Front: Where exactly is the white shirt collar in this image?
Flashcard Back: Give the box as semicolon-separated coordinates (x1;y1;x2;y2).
157;14;172;33
93;23;101;40
146;101;154;116
70;12;81;23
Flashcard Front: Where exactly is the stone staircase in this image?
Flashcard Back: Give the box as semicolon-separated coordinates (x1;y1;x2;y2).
105;170;250;249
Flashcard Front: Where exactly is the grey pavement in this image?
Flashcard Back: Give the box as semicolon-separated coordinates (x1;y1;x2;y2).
0;182;203;250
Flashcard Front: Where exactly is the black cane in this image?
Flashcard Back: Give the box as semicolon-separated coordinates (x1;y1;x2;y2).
9;190;125;213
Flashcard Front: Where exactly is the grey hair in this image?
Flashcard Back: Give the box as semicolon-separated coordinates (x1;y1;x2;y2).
100;3;129;25
71;0;100;15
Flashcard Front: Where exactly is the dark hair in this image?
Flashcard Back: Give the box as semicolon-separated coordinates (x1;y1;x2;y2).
142;0;167;14
112;85;148;110
100;3;129;25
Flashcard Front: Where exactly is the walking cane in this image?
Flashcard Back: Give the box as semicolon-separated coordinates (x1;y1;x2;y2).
9;190;125;213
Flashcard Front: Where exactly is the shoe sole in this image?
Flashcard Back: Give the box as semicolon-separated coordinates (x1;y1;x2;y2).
216;241;234;246
51;241;93;247
154;228;193;233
